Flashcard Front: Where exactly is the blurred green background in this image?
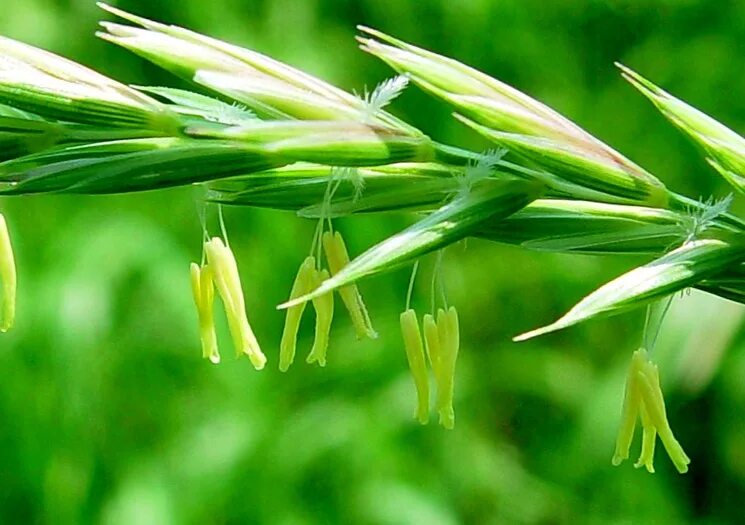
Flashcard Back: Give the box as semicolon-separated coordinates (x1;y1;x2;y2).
2;0;745;523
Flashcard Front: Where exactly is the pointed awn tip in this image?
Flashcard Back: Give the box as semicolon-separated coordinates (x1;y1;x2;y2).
276;283;331;310
512;322;564;342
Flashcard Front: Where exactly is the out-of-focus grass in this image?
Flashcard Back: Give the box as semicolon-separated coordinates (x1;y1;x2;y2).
1;1;744;523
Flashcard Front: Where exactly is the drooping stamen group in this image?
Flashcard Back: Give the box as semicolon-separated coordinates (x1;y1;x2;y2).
190;236;266;370
612;348;690;473
400;304;460;428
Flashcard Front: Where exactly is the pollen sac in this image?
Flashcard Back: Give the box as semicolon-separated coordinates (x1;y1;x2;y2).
635;358;690;473
279;255;316;372
612;349;645;466
189;262;220;364
423;313;441;376
322;231;377;340
612;348;690;474
634;404;657;473
203;237;266;370
0;214;16;333
306;268;334;367
435;307;460;430
400;309;429;424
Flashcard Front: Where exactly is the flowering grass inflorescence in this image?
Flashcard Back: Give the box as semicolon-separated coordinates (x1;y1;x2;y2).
1;4;745;472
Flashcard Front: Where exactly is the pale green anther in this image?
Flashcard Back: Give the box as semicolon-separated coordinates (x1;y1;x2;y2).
307;268;334;367
435;307;459;430
612;349;645;466
635;404;657;473
422;313;441;377
612;348;690;474
279;256;316;372
203;237;266;370
189;262;219;364
0;214;16;332
636;362;691;474
400;309;429;425
322;231;377;340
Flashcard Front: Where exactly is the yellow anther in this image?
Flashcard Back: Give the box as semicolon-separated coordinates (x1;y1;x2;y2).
612;349;645;466
423;313;441;376
435;307;459;429
0;214;16;332
612;348;690;474
189;262;220;364
634;404;656;473
322;231;377;340
636;360;690;474
307;268;334;367
400;309;429;424
204;237;266;370
279;256;316;372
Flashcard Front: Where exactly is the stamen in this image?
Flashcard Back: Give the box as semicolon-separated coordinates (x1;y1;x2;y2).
307;268;334;366
400;309;429;424
612;348;690;473
204;237;266;370
189;262;220;364
612;349;645;466
435;307;459;429
322;231;377;339
279;256;316;371
636;360;690;473
634;404;656;473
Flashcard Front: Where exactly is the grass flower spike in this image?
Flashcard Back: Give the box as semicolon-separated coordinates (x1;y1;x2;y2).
4;3;745;476
322;231;377;339
0;214;16;332
189;262;220;364
612;348;690;474
203;237;266;370
400;309;429;424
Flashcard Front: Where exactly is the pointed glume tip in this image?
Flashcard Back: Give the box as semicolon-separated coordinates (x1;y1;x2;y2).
512;323;561;342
